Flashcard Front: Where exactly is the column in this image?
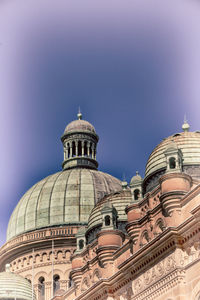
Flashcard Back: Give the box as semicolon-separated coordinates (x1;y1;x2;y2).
87;144;90;157
81;141;84;156
92;144;95;159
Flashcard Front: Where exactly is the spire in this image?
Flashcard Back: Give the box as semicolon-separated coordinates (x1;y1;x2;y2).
182;115;190;132
77;107;82;120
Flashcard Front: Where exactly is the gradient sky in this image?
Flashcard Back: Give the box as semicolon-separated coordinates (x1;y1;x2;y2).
0;0;200;246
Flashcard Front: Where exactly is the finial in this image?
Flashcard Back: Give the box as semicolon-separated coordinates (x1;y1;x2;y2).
122;173;128;190
136;171;139;176
77;107;82;120
182;115;190;132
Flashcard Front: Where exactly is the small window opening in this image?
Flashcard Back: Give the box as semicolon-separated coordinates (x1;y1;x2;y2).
134;189;140;200
89;144;92;157
67;143;70;158
78;141;82;156
84;141;87;156
79;239;84;250
53;275;60;294
72;141;76;157
169;157;176;169
105;215;111;226
39;277;45;299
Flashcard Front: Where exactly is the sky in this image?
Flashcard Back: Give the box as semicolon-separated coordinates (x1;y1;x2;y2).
0;0;200;246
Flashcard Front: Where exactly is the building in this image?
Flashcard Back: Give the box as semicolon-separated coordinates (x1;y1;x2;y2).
1;113;200;300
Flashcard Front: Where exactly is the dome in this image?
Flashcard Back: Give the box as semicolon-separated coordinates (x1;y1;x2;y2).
86;189;132;244
144;131;200;192
7;168;122;241
0;265;36;300
64;119;96;135
130;172;142;185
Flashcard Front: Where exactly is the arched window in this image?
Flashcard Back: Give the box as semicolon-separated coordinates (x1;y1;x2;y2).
53;275;60;294
84;141;87;156
72;141;76;157
38;277;45;300
134;189;140;200
78;141;82;156
157;219;165;233
67;143;70;158
79;239;84;250
89;143;92;157
105;215;110;226
169;157;176;169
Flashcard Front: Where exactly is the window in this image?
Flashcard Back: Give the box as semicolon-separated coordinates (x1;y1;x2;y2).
53;275;60;294
134;189;140;200
105;215;110;226
78;141;82;156
79;239;84;250
38;277;45;300
169;157;176;169
72;141;76;157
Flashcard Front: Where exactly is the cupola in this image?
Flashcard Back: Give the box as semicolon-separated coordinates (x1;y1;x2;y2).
61;110;99;170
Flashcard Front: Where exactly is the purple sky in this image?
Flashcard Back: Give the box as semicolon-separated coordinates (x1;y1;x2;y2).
0;0;200;246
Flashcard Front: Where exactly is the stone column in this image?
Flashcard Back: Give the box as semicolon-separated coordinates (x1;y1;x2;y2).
81;141;84;156
92;144;95;159
45;282;52;300
87;144;90;157
70;143;72;158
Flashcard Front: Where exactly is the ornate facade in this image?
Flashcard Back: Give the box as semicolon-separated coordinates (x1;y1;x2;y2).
1;115;200;300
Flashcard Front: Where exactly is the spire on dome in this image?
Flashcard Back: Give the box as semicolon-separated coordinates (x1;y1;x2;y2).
182;115;190;132
77;107;82;120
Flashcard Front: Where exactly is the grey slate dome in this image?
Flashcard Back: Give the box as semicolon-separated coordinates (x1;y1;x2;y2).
0;265;36;300
64;119;96;134
7;168;122;241
144;130;200;192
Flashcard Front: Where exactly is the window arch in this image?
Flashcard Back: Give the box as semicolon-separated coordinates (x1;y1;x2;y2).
53;275;60;294
38;277;45;300
79;239;84;250
156;218;165;233
78;141;82;156
169;157;176;169
134;189;140;200
105;215;111;226
72;141;76;157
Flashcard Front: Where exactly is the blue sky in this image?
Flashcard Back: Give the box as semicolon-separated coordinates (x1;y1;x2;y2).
0;0;200;245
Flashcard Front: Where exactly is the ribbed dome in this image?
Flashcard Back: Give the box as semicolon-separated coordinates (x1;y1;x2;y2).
144;131;200;192
7;168;122;241
145;131;200;177
130;172;142;185
64;119;96;134
86;189;132;244
0;270;36;300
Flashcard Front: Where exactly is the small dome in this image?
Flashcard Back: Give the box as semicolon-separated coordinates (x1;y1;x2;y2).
130;172;142;185
144;131;200;192
7;168;122;241
64;119;96;134
86;189;132;244
0;266;36;300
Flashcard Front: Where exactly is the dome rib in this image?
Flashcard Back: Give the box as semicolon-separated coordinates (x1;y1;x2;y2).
48;171;64;226
34;174;55;231
88;169;97;204
63;169;73;223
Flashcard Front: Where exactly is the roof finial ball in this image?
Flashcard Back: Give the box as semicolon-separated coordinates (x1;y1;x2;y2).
77;107;82;120
182;115;190;132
